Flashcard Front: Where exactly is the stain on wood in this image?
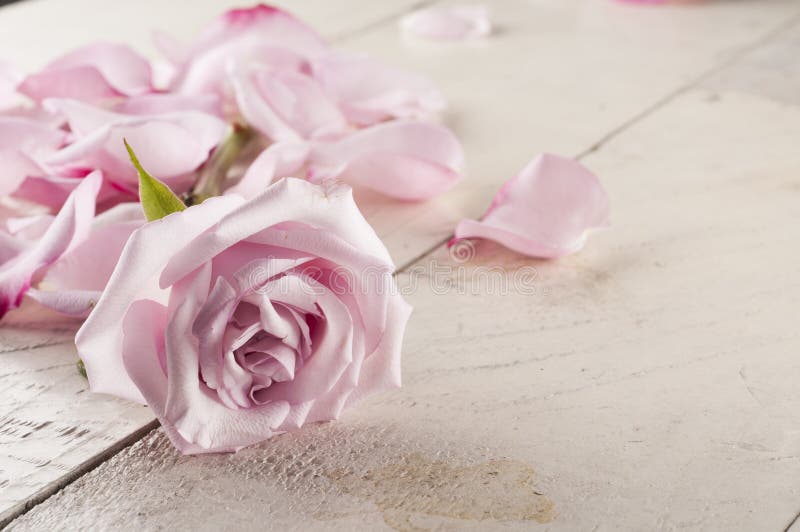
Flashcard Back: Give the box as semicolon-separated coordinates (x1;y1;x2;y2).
324;453;554;530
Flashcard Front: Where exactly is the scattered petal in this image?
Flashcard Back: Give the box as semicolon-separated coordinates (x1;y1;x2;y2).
0;172;102;317
18;43;153;103
453;154;610;258
309;120;464;200
401;5;491;41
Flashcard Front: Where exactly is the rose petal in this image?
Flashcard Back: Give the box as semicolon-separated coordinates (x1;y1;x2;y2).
169;5;327;96
113;93;221;117
309;120;464;200
401;5;491;41
0;61;23;110
228;141;309;199
161;263;291;452
453;154;610;258
76;194;244;403
232;67;347;141
45;99;227;190
0;171;101;317
161;178;394;287
312;52;445;125
0;116;65;153
29;203;144;317
18;43;152;103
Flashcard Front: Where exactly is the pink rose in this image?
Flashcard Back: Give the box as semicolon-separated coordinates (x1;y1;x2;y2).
77;178;411;453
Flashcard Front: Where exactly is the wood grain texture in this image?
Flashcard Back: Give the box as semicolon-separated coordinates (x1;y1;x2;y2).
3;0;800;530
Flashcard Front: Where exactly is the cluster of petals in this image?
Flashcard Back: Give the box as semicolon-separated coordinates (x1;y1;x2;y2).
0;3;462;320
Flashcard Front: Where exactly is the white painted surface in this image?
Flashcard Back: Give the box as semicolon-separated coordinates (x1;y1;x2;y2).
2;0;800;530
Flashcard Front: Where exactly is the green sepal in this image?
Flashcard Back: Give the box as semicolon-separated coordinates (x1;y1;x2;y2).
124;139;186;222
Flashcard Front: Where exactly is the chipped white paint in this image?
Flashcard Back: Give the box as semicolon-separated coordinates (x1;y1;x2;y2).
2;0;800;530
0;328;154;521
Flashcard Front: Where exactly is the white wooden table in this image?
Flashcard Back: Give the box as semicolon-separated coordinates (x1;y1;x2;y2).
2;0;800;530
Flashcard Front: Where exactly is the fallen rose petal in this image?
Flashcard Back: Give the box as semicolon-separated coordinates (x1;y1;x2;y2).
453;154;610;258
167;4;328;97
27;202;144;317
45;99;226;194
0;171;101;317
113;92;221;117
311;52;446;126
401;5;491;41
0;115;65;155
18;42;153;103
309;120;464;200
232;66;347;141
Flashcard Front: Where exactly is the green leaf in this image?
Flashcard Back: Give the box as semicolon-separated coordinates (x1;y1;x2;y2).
124;139;186;222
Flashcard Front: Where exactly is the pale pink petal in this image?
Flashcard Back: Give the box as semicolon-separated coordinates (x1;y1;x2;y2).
0;150;45;197
312;52;445;125
160;178;394;288
401;5;491;41
161;263;291;452
13;175;85;211
113;93;220;117
0;171;101;317
76;195;244;403
0;61;23;109
343;294;411;406
18;43;152;103
152;30;188;66
453;154;610;258
0;116;65;153
29;203;144;317
309;120;464;200
45;99;227;191
169;5;328;96
228;141;309;199
233;67;346;141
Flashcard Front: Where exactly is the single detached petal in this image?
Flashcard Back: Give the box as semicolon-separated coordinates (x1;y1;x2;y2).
309;120;464;200
401;5;491;41
18;43;152;103
453;154;610;258
312;52;445;125
0;171;102;317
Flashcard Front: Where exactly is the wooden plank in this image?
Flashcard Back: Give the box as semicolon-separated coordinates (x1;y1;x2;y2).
7;3;800;531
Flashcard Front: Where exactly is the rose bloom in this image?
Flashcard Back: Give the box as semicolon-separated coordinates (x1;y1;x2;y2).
77;178;411;453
